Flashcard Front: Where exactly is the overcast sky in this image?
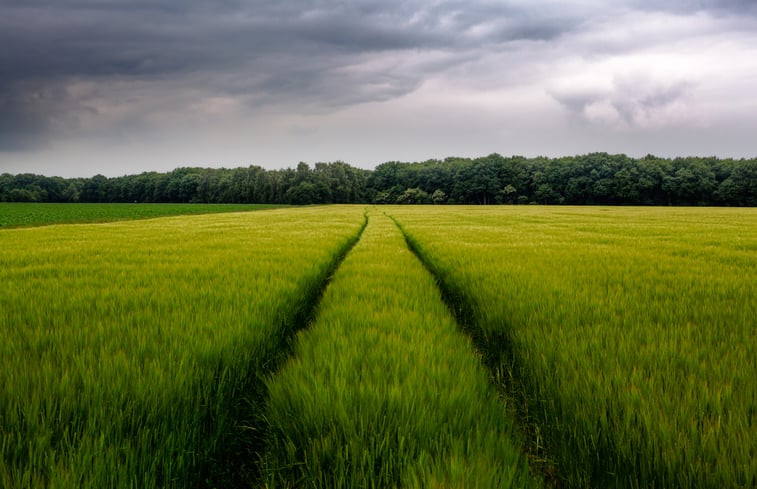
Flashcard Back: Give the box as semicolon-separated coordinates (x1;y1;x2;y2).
1;0;756;177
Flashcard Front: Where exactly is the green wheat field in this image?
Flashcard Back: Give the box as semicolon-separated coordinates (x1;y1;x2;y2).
1;204;755;488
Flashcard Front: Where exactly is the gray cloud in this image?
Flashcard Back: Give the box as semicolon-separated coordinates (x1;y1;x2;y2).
0;88;49;151
0;1;574;82
0;0;756;166
631;0;757;15
550;77;693;127
0;0;587;149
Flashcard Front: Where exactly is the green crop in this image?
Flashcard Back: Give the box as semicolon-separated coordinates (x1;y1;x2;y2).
390;205;757;488
262;211;539;488
0;206;365;488
0;203;284;229
4;204;755;488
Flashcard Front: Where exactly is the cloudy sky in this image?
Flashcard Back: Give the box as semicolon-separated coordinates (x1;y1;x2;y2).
1;0;756;177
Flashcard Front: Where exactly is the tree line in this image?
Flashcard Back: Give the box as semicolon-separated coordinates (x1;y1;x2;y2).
2;153;756;206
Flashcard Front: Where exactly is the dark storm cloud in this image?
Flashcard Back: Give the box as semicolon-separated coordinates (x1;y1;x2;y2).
1;0;755;156
0;87;49;150
0;0;572;82
0;0;583;149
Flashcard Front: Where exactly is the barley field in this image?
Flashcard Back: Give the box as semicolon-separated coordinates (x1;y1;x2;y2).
263;212;538;488
0;206;365;488
1;204;755;488
390;205;757;488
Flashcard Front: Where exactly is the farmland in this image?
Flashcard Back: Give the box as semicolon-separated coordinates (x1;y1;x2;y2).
262;213;537;488
390;205;757;488
1;204;756;488
0;203;284;229
0;207;365;488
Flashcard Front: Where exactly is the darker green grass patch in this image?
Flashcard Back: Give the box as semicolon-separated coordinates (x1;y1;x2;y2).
0;203;286;229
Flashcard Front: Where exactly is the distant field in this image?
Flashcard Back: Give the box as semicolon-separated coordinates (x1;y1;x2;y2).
0;202;285;228
2;205;755;488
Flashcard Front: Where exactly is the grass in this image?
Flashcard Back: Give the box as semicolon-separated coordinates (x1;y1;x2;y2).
389;205;757;488
0;206;365;488
0;203;285;228
262;211;540;488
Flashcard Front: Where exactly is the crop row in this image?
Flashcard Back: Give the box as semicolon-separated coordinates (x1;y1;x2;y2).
0;207;365;488
262;212;539;488
390;205;757;488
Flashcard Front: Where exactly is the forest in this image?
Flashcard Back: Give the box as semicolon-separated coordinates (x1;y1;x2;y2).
2;153;756;206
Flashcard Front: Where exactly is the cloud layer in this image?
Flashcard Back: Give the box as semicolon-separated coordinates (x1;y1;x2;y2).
1;0;756;176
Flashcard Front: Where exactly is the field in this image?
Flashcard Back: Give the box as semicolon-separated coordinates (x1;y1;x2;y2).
0;203;284;229
0;207;365;487
262;213;537;488
390;206;757;488
1;205;755;488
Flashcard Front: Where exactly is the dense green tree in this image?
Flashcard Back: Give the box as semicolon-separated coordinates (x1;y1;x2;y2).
81;174;108;202
431;189;448;204
499;184;517;204
396;187;431;204
717;159;757;206
2;154;755;206
285;182;318;205
663;158;717;205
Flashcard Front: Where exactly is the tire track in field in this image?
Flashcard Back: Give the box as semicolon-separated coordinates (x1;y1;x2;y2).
270;210;370;365
389;213;558;488
213;211;369;488
260;211;538;488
